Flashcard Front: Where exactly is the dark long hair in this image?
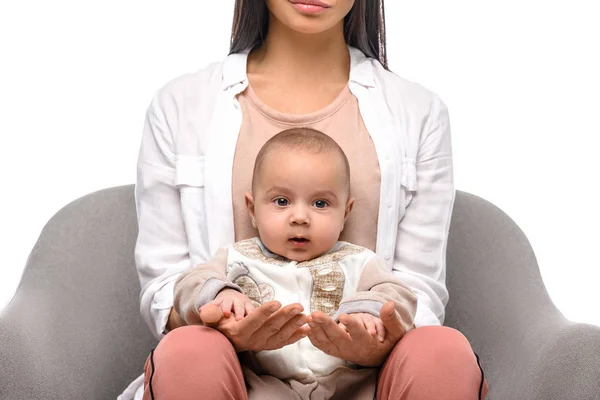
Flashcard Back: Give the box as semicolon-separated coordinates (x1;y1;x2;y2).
229;0;388;69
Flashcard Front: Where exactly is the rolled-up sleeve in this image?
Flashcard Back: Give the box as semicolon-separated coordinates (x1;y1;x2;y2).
393;94;454;327
134;92;191;339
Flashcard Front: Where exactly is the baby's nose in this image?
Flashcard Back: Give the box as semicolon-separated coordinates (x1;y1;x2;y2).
290;204;309;224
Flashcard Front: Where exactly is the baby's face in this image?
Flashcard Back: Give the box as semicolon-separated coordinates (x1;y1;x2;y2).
247;149;353;262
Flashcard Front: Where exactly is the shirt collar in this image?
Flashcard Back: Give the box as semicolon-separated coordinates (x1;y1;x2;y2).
221;45;376;91
348;46;376;87
221;49;251;90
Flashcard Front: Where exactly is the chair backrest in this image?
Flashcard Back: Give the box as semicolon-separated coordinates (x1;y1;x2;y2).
0;185;560;399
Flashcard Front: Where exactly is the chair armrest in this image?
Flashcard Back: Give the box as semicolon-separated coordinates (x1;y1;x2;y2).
445;192;600;399
0;185;156;399
518;319;600;399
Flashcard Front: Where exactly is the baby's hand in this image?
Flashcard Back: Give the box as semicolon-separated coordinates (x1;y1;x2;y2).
202;288;255;321
339;312;387;342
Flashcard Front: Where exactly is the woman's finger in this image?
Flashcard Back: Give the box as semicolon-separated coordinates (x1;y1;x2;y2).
281;325;310;347
306;326;336;356
310;312;350;354
211;302;281;351
240;301;280;332
267;314;309;349
200;303;225;325
308;315;331;345
276;314;309;342
252;303;304;339
379;302;406;342
315;313;348;343
306;330;319;347
235;300;295;337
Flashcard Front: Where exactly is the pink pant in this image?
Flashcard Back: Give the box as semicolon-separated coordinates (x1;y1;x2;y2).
143;325;488;399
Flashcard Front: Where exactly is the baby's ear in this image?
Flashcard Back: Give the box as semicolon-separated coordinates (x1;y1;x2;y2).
344;197;355;222
245;192;257;228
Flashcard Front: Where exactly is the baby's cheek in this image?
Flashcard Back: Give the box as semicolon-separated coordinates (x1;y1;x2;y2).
257;216;279;240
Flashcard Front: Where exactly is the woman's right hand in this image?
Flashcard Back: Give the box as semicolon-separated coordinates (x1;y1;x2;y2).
199;300;309;352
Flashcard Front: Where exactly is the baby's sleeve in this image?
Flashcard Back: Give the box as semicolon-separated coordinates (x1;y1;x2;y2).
173;248;243;325
332;255;417;333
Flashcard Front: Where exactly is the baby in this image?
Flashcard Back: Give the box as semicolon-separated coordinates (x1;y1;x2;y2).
174;128;416;379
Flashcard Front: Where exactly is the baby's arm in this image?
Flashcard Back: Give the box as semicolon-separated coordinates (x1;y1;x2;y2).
173;248;252;324
332;256;418;340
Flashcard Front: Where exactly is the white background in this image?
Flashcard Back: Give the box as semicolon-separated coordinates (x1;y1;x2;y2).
1;0;598;326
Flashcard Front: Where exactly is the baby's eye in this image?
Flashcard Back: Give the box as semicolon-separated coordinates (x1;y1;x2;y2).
274;198;289;207
313;200;329;209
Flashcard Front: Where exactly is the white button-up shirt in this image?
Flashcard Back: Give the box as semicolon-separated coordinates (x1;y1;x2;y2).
122;45;455;400
134;45;454;345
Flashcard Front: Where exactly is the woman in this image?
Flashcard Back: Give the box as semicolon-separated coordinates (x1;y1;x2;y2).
120;0;488;399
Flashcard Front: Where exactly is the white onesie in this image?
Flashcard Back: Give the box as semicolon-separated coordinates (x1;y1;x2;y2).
174;237;417;380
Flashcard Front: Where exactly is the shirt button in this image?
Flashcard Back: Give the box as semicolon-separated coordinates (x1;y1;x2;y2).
387;201;392;208
384;253;391;260
385;154;391;160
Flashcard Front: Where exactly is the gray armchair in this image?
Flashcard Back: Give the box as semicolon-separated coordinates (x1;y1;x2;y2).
1;185;599;399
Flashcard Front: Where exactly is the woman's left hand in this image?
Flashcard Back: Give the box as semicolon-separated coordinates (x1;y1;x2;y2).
307;302;407;367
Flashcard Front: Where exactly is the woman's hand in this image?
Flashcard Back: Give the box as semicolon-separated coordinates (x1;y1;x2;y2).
200;300;309;353
205;288;255;320
307;302;407;367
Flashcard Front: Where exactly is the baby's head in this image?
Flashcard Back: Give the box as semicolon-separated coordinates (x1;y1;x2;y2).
246;128;354;262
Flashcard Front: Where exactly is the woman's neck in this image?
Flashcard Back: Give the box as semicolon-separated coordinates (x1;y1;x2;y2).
248;18;350;86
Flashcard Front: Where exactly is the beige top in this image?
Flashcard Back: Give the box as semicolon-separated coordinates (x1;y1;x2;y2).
232;84;381;251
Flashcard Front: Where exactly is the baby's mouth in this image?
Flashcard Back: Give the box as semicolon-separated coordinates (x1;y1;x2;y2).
289;237;309;244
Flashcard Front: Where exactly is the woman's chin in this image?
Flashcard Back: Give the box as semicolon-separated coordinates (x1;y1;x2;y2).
284;19;338;35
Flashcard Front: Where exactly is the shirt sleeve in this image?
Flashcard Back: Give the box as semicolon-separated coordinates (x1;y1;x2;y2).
134;92;193;339
392;94;455;327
